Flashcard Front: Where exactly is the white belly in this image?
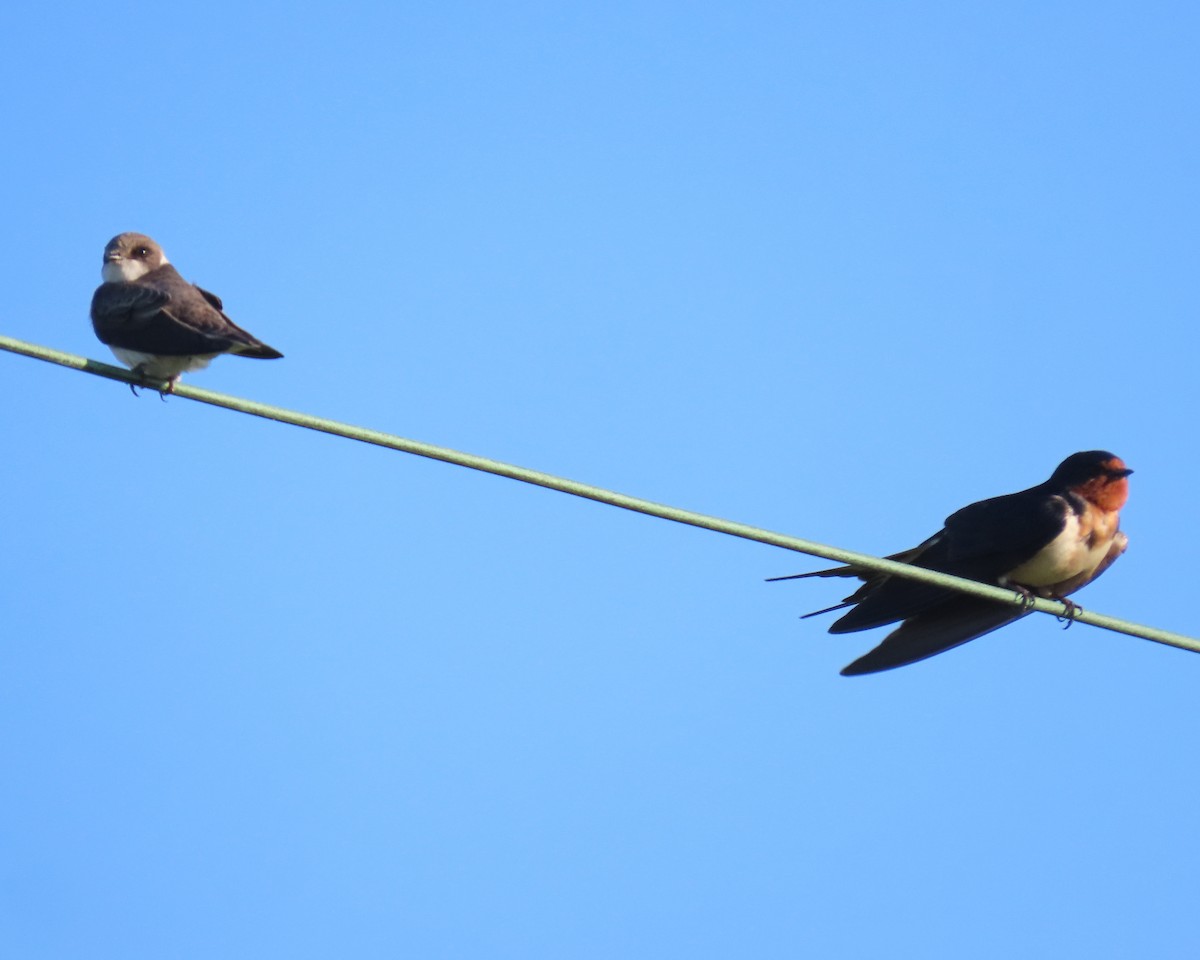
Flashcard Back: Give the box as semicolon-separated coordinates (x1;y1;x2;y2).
110;347;217;379
1004;504;1118;589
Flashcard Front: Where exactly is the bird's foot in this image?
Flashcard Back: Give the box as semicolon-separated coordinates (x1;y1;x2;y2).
1054;598;1083;629
1012;585;1037;611
129;363;157;398
129;364;177;400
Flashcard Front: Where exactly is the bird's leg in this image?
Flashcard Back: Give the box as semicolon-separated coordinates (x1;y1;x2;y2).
127;363;176;400
1011;584;1037;611
128;362;148;396
1053;597;1083;629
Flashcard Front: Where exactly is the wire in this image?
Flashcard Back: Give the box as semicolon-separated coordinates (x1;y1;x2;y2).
3;332;1195;657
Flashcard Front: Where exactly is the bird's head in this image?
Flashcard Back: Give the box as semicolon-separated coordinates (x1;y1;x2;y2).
101;232;169;283
1051;450;1133;512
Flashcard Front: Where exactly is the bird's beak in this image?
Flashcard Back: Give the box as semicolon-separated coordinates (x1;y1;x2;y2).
1116;468;1134;477
103;251;121;262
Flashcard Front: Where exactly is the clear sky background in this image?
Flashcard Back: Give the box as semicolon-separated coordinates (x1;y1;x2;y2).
1;3;1197;957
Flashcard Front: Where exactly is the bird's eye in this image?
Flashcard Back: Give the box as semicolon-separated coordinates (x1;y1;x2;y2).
135;247;149;257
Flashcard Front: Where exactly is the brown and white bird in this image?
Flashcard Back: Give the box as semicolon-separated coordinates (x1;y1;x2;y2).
770;451;1133;675
90;232;282;392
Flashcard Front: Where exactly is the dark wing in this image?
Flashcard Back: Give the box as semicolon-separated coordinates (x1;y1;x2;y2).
826;534;966;632
827;487;1069;633
91;267;282;359
940;487;1069;571
91;282;170;343
839;599;1029;675
90;280;235;355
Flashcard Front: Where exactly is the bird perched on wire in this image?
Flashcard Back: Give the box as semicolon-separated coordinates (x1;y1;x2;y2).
770;451;1133;676
90;232;282;394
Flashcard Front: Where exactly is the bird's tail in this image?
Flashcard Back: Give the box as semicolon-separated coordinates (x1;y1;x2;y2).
765;539;937;584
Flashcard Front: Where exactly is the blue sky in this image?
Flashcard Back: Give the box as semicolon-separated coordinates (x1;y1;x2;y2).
2;2;1198;957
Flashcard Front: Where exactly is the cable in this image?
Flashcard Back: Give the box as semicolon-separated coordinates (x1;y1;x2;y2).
3;332;1195;656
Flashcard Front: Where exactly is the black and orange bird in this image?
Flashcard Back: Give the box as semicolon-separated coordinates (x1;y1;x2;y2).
770;451;1133;676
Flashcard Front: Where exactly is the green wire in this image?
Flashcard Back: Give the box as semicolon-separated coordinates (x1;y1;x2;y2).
3;332;1195;656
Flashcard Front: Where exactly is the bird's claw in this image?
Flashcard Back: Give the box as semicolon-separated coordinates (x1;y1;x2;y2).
1055;598;1083;629
1012;586;1037;612
130;364;152;398
129;364;174;400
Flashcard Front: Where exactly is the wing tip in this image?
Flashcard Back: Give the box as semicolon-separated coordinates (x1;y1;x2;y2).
237;344;284;360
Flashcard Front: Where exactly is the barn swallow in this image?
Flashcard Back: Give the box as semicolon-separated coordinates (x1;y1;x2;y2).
90;233;282;394
769;451;1133;676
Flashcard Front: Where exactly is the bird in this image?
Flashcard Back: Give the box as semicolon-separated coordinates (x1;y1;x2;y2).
90;232;282;393
769;451;1133;676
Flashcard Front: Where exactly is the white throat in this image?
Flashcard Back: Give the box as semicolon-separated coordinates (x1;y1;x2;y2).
102;255;168;283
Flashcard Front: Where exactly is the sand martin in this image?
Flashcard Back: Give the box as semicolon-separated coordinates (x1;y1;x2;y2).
90;232;282;392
